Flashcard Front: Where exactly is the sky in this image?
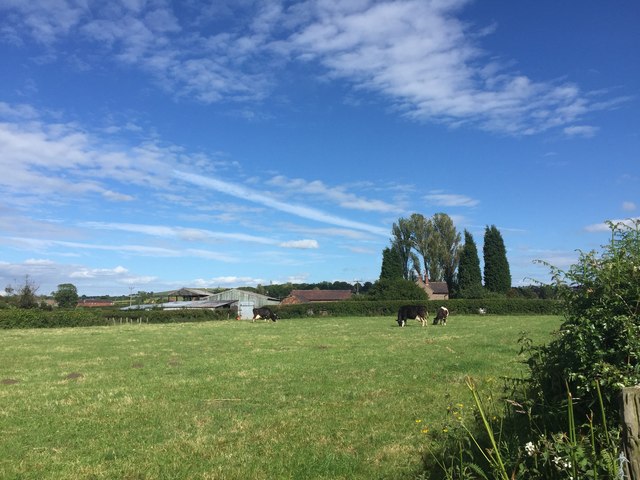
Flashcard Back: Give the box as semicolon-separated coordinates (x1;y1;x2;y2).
0;0;638;297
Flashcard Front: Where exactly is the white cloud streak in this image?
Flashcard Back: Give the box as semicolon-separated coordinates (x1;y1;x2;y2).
425;192;479;207
174;170;390;236
267;175;401;213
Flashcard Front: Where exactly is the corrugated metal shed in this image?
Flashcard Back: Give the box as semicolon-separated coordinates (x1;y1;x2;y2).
206;289;280;308
121;300;236;311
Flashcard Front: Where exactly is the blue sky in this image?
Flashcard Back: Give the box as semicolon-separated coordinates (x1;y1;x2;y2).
0;0;638;296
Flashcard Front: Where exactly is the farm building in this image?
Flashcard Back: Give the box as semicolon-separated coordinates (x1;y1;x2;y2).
77;299;115;307
205;288;280;308
415;275;449;300
165;288;215;302
121;288;279;319
281;289;353;305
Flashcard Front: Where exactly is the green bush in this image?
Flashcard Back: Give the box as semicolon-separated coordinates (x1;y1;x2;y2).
0;307;235;329
423;220;639;479
527;219;640;425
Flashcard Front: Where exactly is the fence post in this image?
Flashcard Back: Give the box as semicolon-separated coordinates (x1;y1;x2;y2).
620;386;640;480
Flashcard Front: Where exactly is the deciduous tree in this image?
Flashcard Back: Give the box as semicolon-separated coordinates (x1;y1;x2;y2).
54;283;79;308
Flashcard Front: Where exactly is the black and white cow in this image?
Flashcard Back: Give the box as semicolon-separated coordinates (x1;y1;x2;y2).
397;305;428;327
252;307;278;322
433;306;449;325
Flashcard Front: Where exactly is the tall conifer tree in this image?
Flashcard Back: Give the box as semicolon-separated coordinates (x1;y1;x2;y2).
379;246;404;281
483;225;511;293
457;230;483;296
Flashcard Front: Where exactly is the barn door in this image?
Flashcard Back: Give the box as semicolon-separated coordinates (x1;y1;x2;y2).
238;302;255;320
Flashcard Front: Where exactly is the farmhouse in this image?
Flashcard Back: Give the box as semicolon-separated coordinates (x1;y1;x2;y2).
415;275;449;300
281;289;353;304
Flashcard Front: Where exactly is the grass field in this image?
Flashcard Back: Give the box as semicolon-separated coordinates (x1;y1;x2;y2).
0;315;561;479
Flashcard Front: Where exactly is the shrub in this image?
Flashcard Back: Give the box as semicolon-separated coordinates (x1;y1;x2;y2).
422;220;639;479
527;219;640;425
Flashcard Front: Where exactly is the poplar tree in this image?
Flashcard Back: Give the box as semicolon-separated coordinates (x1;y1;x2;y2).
457;230;483;297
483;225;511;293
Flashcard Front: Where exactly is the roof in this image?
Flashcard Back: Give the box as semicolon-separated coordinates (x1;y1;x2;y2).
428;282;449;295
121;300;236;310
166;288;213;297
287;289;353;302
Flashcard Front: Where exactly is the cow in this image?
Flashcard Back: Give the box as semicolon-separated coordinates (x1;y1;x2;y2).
433;306;449;325
252;307;278;322
397;305;428;327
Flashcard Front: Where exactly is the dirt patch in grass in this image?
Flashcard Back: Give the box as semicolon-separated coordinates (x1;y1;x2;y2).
131;363;144;369
65;372;84;380
1;378;20;385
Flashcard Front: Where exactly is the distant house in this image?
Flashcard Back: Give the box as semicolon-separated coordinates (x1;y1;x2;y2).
281;289;353;304
416;275;449;300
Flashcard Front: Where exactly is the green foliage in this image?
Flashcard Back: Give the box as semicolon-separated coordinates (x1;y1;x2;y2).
457;230;483;297
424;220;638;479
379;246;405;280
483;225;512;294
527;219;640;424
391;216;416;279
275;298;559;318
0;307;234;329
391;213;461;289
366;278;429;301
53;283;79;308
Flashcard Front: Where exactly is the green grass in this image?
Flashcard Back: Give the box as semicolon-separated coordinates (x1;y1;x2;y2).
0;315;560;479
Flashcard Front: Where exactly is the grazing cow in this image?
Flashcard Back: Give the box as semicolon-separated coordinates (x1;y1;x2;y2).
433;306;449;325
397;305;428;327
252;307;278;322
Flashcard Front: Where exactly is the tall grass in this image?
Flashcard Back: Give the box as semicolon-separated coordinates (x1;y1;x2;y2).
0;315;559;479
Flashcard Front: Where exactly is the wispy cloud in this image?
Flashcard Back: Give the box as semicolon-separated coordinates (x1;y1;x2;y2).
563;125;599;138
0;0;620;135
174;170;390;236
425;191;479;207
267;175;401;213
81;221;318;249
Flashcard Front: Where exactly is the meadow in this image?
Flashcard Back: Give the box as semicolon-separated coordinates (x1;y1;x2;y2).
0;315;561;479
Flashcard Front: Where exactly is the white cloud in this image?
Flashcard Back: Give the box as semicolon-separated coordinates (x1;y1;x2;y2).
267;175;401;213
584;217;640;233
0;0;617;135
174;170;390;236
279;239;319;249
425;192;479;207
284;1;602;135
622;201;636;212
563;125;599;138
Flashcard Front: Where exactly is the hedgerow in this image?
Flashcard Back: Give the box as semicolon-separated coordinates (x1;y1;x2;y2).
0;307;235;329
272;298;560;319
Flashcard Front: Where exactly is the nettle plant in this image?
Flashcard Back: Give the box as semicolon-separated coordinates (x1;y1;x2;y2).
528;219;640;425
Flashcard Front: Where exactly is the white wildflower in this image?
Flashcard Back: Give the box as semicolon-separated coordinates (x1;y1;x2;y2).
524;441;535;456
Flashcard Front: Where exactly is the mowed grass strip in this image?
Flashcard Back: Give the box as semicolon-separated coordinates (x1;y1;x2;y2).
0;315;560;479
